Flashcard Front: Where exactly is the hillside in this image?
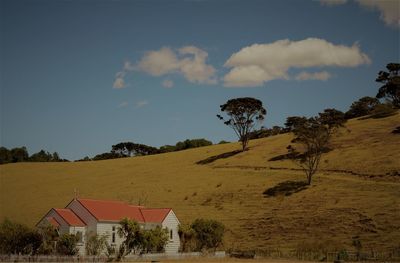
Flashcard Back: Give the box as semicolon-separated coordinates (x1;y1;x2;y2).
1;113;399;253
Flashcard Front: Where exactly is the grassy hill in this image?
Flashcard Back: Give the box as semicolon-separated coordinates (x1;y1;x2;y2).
1;113;399;254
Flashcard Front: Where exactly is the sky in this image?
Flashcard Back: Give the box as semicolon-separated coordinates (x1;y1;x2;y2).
1;0;399;161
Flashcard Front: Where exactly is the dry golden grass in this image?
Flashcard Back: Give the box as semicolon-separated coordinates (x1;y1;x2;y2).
1;113;399;253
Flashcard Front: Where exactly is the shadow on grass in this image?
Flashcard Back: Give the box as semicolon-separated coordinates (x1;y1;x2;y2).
263;180;309;197
196;150;242;165
268;147;332;162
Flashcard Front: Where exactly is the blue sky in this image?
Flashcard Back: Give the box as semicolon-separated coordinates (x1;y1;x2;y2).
1;0;399;160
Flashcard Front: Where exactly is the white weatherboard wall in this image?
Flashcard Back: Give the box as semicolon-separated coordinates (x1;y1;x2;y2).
96;222;124;250
161;210;180;254
38;209;70;235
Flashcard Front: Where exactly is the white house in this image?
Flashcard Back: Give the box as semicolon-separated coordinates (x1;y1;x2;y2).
37;198;180;255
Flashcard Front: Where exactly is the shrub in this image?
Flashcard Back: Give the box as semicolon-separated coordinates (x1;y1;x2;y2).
0;218;42;255
191;218;225;251
86;233;108;256
56;233;79;255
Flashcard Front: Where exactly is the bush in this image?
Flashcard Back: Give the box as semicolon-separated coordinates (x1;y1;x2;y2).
191;218;225;251
86;233;108;256
367;103;397;119
0;219;42;255
56;233;79;255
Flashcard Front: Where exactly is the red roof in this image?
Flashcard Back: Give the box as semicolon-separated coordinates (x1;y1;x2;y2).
141;208;171;223
54;208;86;226
77;199;145;222
76;198;171;223
46;217;60;228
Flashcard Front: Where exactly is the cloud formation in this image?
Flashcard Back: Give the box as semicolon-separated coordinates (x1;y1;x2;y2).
136;100;149;108
118;101;129;108
113;71;126;89
318;0;399;27
356;0;400;27
223;38;370;87
137;46;217;84
162;79;174;88
295;71;331;81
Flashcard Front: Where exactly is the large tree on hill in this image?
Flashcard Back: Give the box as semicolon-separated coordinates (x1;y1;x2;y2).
376;63;400;108
318;108;346;136
217;97;267;151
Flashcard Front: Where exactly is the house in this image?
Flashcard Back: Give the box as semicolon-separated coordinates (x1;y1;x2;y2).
36;198;180;255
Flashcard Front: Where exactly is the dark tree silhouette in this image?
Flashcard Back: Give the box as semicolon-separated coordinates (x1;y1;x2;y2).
345;96;380;119
376;63;400;108
318;108;346;136
217;97;267;151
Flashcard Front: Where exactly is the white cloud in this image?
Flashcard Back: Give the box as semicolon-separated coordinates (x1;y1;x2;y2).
223;38;370;87
118;101;129;108
137;47;179;76
295;71;331;81
318;0;347;6
356;0;400;27
137;46;217;84
136;100;149;108
113;71;126;89
162;79;174;88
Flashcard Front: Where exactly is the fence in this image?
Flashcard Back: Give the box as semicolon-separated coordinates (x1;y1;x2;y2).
0;251;226;262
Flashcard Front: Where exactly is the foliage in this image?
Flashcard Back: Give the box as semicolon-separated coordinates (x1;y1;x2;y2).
117;218;143;256
345;96;381;119
287;117;330;185
191;218;225;251
217;97;267;151
0;147;68;164
178;224;196;252
0;219;42;255
248;125;287;140
376;62;400;108
285;116;308;132
56;233;79;255
318;108;346;135
116;218;168;257
37;223;59;255
86;232;108;256
112;142;159;157
159;138;213;153
367;103;398;119
93;152;123;161
141;226;169;253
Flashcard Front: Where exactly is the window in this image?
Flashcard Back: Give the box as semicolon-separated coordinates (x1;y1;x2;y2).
170;229;173;240
112;226;115;231
112;232;116;243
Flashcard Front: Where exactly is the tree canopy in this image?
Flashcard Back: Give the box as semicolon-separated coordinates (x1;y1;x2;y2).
217;97;267;151
376;62;400;108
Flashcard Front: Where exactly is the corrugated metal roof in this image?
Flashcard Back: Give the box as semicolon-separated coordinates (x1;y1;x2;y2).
54;208;86;226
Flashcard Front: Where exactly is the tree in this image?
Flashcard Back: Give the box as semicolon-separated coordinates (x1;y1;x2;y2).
376;62;400;108
178;224;196;252
191;219;225;251
318;108;346;136
56;233;79;255
0;219;42;255
37;223;59;255
141;226;169;253
10;147;29;163
287;117;330;185
345;96;381;119
285;116;308;132
85;233;108;256
117;218;143;257
217;97;267;151
0;147;12;164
